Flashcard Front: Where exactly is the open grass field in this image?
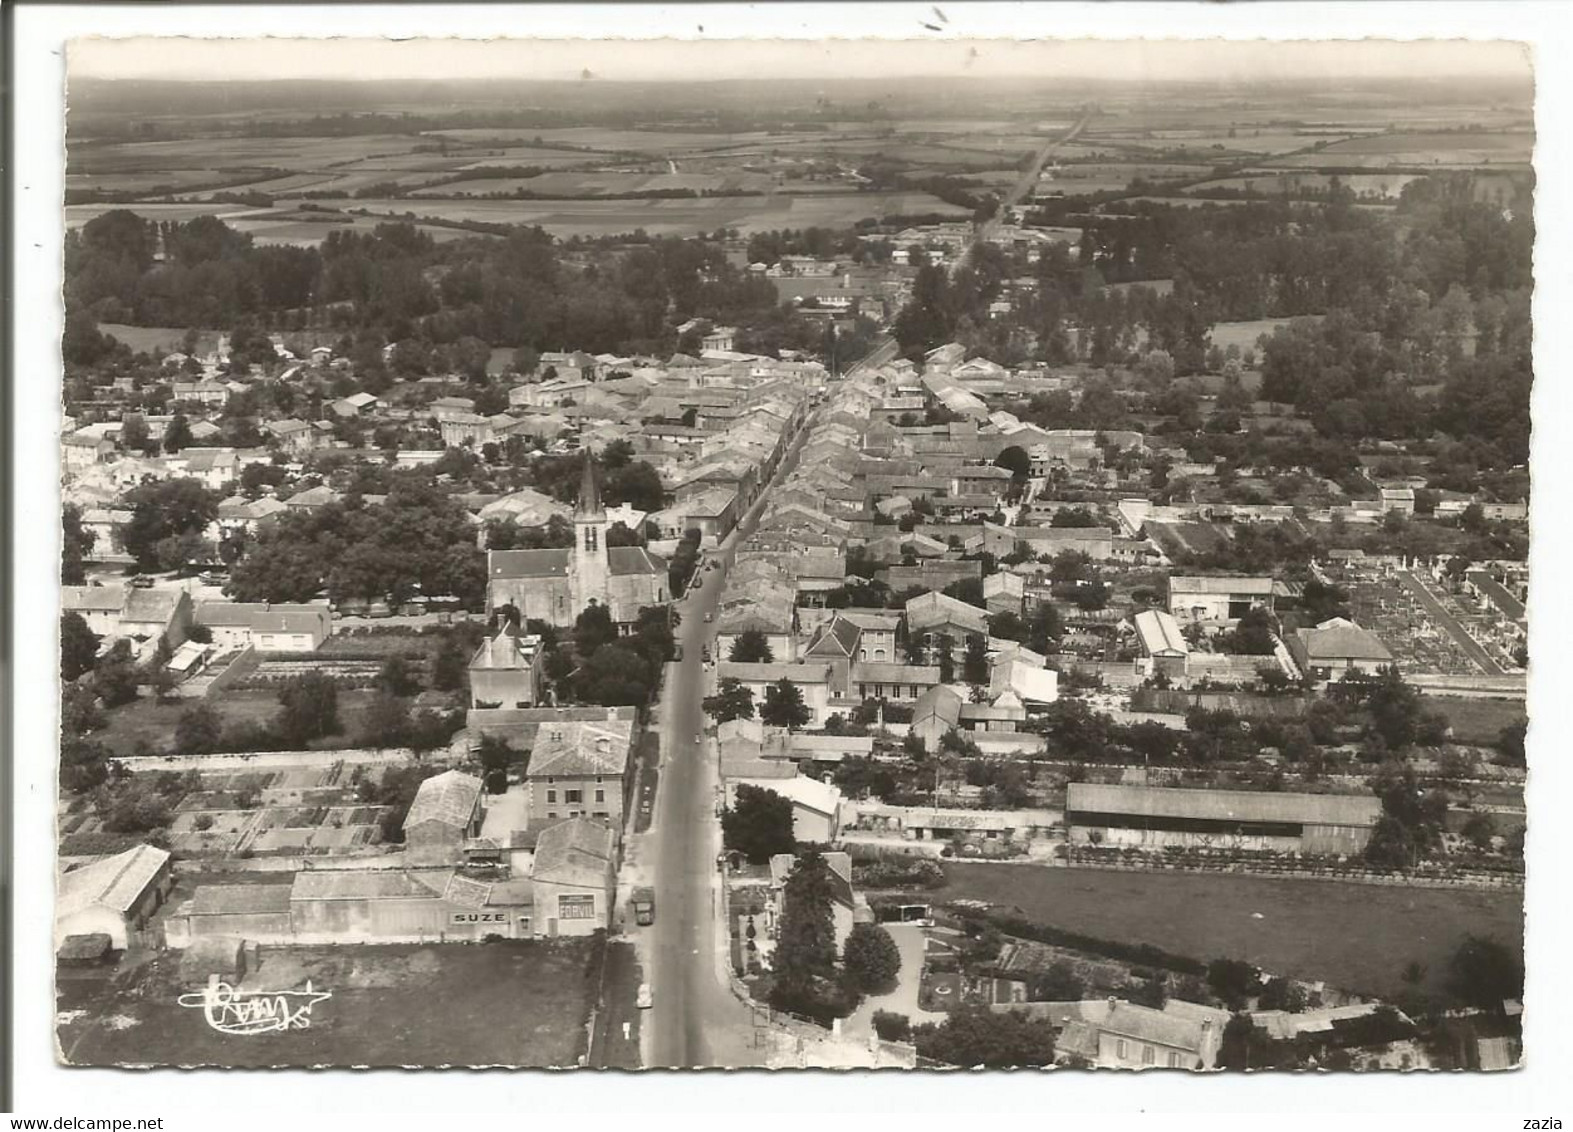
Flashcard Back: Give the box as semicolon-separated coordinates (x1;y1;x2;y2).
937;862;1523;1001
1430;695;1527;748
1209;316;1318;354
99;323;204;354
57;939;598;1067
92;688;383;757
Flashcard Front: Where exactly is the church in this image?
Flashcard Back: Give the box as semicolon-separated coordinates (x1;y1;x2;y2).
487;452;669;629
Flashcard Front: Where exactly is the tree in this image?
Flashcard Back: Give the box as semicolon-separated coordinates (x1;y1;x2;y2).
432;639;467;692
912;1007;1057;1068
378;655;422;697
575;644;656;706
61;504;95;585
703;677;755;723
1207;958;1261;1010
722;783;795;864
573;602;617;660
936;633;956;684
1028;960;1084;1002
358;692;412;749
962;633;988;684
1445;935;1523;1011
872;1010;912;1042
162;412;194;454
60;612;100;682
760;678;811;730
1257;976;1308;1013
92;641;141;708
1365;762;1449;868
773;849;839;985
1496;719;1527;766
477;734;523;794
728;629;775;664
274;671;341;748
174;704;224;756
842;923;902;993
120;478;220;572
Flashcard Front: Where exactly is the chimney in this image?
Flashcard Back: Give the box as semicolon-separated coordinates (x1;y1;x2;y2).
1107;995;1119;1010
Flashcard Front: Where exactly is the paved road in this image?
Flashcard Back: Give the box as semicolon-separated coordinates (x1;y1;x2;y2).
642;409;817;1068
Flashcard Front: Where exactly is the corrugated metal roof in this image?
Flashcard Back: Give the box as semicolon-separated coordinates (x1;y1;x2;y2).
190;884;292;916
1169;575;1276;596
291;870;445;901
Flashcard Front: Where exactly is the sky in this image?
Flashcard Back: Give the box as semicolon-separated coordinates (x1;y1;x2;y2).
68;33;1531;85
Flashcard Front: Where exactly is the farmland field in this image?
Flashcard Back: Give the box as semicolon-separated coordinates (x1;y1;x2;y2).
67;134;441;174
58;940;598;1067
345;190;969;237
937;862;1523;1001
414;169;776;197
1186;172;1425;198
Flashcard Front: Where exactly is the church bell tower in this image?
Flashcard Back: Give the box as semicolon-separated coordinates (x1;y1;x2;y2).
571;449;611;617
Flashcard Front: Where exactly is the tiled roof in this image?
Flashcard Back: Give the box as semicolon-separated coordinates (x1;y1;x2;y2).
532;818;616;889
529;720;633;778
608;546;666;576
405;770;483;830
489;548;571;578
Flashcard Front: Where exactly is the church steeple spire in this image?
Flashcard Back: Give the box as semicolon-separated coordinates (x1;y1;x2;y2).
576;449;602;517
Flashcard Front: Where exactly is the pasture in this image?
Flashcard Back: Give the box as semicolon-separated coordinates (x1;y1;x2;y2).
937;862;1523;1001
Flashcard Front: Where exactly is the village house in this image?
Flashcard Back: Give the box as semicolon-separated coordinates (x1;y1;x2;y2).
1166;575;1278;623
525;717;634;826
468;628;546;709
193;601;333;652
715;662;833;726
530;818;618;937
1286;617;1395;681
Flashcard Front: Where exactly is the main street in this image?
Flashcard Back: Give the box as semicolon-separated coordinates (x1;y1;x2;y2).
640;406;818;1068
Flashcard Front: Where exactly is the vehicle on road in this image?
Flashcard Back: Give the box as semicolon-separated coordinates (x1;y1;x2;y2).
128;575;155;588
694;732;702;745
631;887;656;926
701;645;710;663
703;612;712;622
636;983;653;1009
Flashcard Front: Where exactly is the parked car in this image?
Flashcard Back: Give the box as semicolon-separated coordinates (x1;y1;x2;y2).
636;984;653;1009
703;612;712;622
128;575;155;588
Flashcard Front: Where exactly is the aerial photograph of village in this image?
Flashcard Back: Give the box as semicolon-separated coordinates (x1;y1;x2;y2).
51;35;1530;1072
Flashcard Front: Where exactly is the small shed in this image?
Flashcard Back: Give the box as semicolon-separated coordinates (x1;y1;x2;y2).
180;936;248;981
57;932;115;967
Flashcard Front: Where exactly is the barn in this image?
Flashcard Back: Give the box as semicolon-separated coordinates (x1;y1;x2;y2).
55;843;173;950
403;770;485;866
1065;783;1382;855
